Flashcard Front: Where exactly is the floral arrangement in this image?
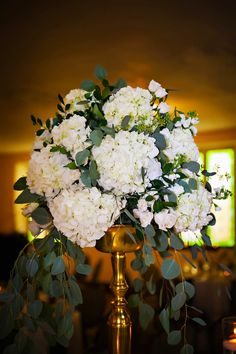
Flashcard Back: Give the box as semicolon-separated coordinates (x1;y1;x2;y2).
0;66;231;354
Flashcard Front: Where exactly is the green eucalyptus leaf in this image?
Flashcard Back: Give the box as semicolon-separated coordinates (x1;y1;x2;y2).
90;129;103;146
102;86;111;99
159;308;169;334
31;207;51;225
49;279;64;298
176;281;195;299
146;274;156;295
133;278;144;292
75;149;90;166
93;103;104;119
12;273;23;291
29;300;43;319
177;179;191;193
201;169;216;177
131;258;143;271
51;256;65;275
44;251;56;268
171;292;186;311
13;176;27;191
26;258;39;277
138;302;155;330
170;233;184;250
189;178;197;190
115;78;127;89
80;170;92;187
201;233;212;246
156;232;168;252
89;160;100;185
180;344;194;354
161;259;180;280
128;294;140;308
124;208;138;223
101;126;116;137
68;279;83;305
152;132;166;150
15;188;40;204
95;65;107;80
145;224;156;238
182;161;200;173
192;317;206;326
121;115;131;129
167;330;181;345
66;161;77;170
67;240;77;258
80;79;96;91
153;200;165;213
76;263;92;275
41;273;52;294
58;312;73;339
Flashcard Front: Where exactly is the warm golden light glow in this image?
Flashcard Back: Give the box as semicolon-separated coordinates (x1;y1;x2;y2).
13;161;28;233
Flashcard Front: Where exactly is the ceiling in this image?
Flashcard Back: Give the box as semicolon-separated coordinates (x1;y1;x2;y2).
0;0;236;152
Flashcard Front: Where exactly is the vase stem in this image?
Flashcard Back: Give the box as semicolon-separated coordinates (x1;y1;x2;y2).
108;251;131;354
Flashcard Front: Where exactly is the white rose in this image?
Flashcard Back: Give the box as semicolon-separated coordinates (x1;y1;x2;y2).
158;102;170;114
148;80;161;93
154;209;177;231
137;199;148;212
133;209;153;228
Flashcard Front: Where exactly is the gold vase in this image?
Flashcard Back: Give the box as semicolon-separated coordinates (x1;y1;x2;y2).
96;225;143;354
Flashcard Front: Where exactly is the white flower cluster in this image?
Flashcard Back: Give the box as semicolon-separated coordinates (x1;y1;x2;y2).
103;86;155;131
48;187;125;247
161;127;199;163
134;181;213;233
175;113;199;136
27;146;80;198
23;75;216;249
51;114;91;157
174;183;213;233
64;88;89;114
92;130;162;195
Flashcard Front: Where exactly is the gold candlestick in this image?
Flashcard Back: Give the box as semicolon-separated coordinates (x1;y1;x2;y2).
96;225;143;354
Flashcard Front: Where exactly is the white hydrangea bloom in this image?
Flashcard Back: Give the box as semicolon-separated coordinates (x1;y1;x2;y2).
64;88;89;114
51;115;91;157
48;187;125;247
174;183;213;233
102;86;156;131
92;131;160;195
161;127;199;163
27;146;80;198
147;159;162;180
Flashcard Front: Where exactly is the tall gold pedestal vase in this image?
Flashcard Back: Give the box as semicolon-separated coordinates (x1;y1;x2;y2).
96;225;143;354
